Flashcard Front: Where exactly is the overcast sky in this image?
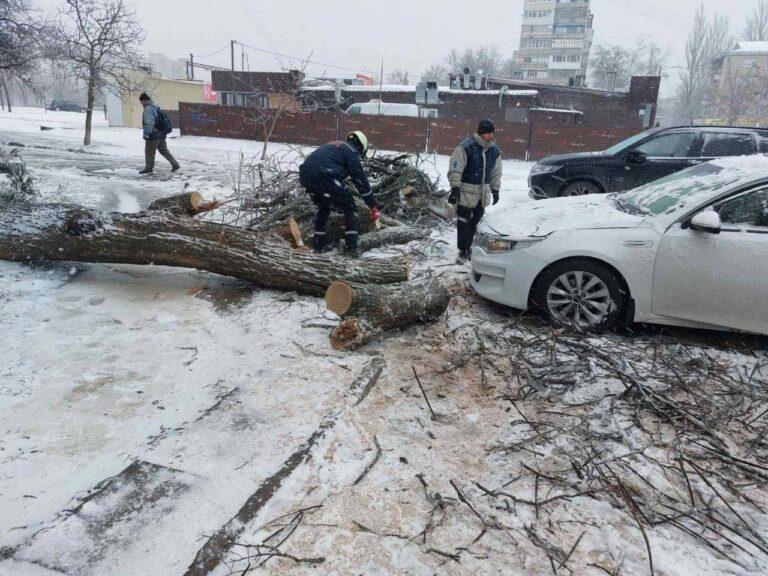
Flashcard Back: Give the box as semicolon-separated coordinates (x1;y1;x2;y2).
37;0;757;95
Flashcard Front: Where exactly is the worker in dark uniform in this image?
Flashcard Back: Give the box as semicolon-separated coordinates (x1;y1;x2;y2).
448;119;503;263
299;131;378;258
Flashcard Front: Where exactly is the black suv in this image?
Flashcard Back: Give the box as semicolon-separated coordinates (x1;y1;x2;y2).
529;126;768;199
47;99;86;112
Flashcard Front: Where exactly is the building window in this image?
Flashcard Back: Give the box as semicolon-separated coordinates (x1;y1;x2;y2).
552;39;583;49
554;24;585;34
524;10;553;18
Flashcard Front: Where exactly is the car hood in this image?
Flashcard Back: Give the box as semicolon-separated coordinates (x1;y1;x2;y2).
538;151;612;165
480;195;647;238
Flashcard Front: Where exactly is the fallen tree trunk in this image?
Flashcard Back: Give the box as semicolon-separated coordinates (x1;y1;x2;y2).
0;195;409;297
357;225;430;253
325;280;450;350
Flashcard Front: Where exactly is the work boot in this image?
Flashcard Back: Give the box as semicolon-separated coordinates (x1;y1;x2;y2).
171;165;181;173
347;249;360;259
456;249;471;264
139;168;153;175
313;244;334;255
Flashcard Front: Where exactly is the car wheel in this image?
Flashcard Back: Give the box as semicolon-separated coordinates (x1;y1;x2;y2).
560;181;601;197
531;259;627;330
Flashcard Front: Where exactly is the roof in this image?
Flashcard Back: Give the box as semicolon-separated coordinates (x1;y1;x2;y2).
531;106;583;115
734;41;768;54
487;77;632;98
302;84;537;97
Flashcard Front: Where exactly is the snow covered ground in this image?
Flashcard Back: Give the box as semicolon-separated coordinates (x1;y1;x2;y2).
1;108;767;576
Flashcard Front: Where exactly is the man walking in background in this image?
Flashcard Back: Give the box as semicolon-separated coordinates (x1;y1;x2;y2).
299;131;378;258
139;92;180;175
448;119;502;263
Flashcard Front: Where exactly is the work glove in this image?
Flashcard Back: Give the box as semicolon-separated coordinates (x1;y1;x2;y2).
448;187;460;206
492;190;500;206
370;206;381;230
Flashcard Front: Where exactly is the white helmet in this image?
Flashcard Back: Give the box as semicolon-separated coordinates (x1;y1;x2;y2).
347;130;369;156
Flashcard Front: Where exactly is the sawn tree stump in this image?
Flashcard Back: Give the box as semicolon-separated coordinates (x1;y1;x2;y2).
325;279;450;350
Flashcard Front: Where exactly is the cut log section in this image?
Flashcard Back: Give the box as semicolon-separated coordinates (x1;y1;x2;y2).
325;280;450;350
148;192;207;216
0;195;409;297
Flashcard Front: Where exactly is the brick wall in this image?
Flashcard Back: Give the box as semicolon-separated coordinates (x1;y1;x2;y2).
429;118;529;158
340;115;428;153
179;103;644;161
529;123;639;159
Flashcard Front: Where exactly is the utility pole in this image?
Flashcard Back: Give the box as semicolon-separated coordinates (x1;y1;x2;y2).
231;40;236;72
189;53;195;81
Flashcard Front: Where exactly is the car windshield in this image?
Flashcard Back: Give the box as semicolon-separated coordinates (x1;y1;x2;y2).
603;130;655;156
615;162;741;216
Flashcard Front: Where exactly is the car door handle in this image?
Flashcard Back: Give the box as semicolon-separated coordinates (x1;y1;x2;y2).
622;240;653;247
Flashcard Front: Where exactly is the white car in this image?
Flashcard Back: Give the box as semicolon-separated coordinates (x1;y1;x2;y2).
471;155;768;334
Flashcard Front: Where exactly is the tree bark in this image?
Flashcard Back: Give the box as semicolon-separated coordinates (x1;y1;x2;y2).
325;280;450;350
2;81;11;113
358;225;429;253
0;194;409;297
84;65;96;146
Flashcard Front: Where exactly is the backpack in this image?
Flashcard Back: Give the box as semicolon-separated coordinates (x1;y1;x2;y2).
154;106;173;135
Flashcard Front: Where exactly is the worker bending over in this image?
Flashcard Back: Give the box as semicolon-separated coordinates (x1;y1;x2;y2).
299;131;378;258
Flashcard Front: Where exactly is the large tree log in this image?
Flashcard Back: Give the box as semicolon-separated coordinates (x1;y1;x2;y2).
0;196;409;297
325;280;450;350
358;225;430;253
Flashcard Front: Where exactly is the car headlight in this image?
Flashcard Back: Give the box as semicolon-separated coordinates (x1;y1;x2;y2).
476;234;543;254
530;164;561;175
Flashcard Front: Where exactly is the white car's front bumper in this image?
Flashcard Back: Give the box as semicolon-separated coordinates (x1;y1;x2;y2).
469;246;547;310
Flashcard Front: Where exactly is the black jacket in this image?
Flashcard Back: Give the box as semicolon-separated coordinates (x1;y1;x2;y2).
299;141;375;207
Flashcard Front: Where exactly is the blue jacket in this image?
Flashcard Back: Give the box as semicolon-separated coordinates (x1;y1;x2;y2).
299;141;375;207
460;137;501;186
142;103;164;141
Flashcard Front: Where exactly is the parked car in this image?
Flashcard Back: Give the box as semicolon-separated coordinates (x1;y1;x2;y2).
472;155;768;335
528;126;768;200
346;101;420;118
47;100;86;112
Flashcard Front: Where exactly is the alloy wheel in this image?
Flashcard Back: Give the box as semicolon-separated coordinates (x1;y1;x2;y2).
566;183;594;196
546;271;612;328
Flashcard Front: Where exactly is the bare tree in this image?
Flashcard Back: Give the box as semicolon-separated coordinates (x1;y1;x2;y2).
0;0;46;110
715;66;765;124
589;40;670;92
677;7;732;124
744;0;768;41
0;0;38;74
423;45;506;81
385;69;409;85
53;0;145;145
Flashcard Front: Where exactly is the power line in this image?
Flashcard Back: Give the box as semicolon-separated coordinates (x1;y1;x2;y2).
239;0;287;69
237;41;376;75
196;45;231;59
385;0;430;63
604;0;690;32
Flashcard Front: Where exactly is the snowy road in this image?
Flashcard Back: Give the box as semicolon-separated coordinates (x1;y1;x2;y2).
2;108;766;576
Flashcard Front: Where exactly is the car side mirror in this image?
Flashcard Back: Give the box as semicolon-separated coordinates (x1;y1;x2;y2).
626;150;647;164
689;210;722;235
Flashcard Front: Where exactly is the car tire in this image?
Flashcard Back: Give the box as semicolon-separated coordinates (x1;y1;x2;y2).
560;180;601;197
531;258;628;330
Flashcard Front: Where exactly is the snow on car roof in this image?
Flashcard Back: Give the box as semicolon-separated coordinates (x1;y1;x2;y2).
621;154;768;216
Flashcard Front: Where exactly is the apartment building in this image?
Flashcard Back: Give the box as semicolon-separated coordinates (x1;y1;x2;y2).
517;0;594;86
